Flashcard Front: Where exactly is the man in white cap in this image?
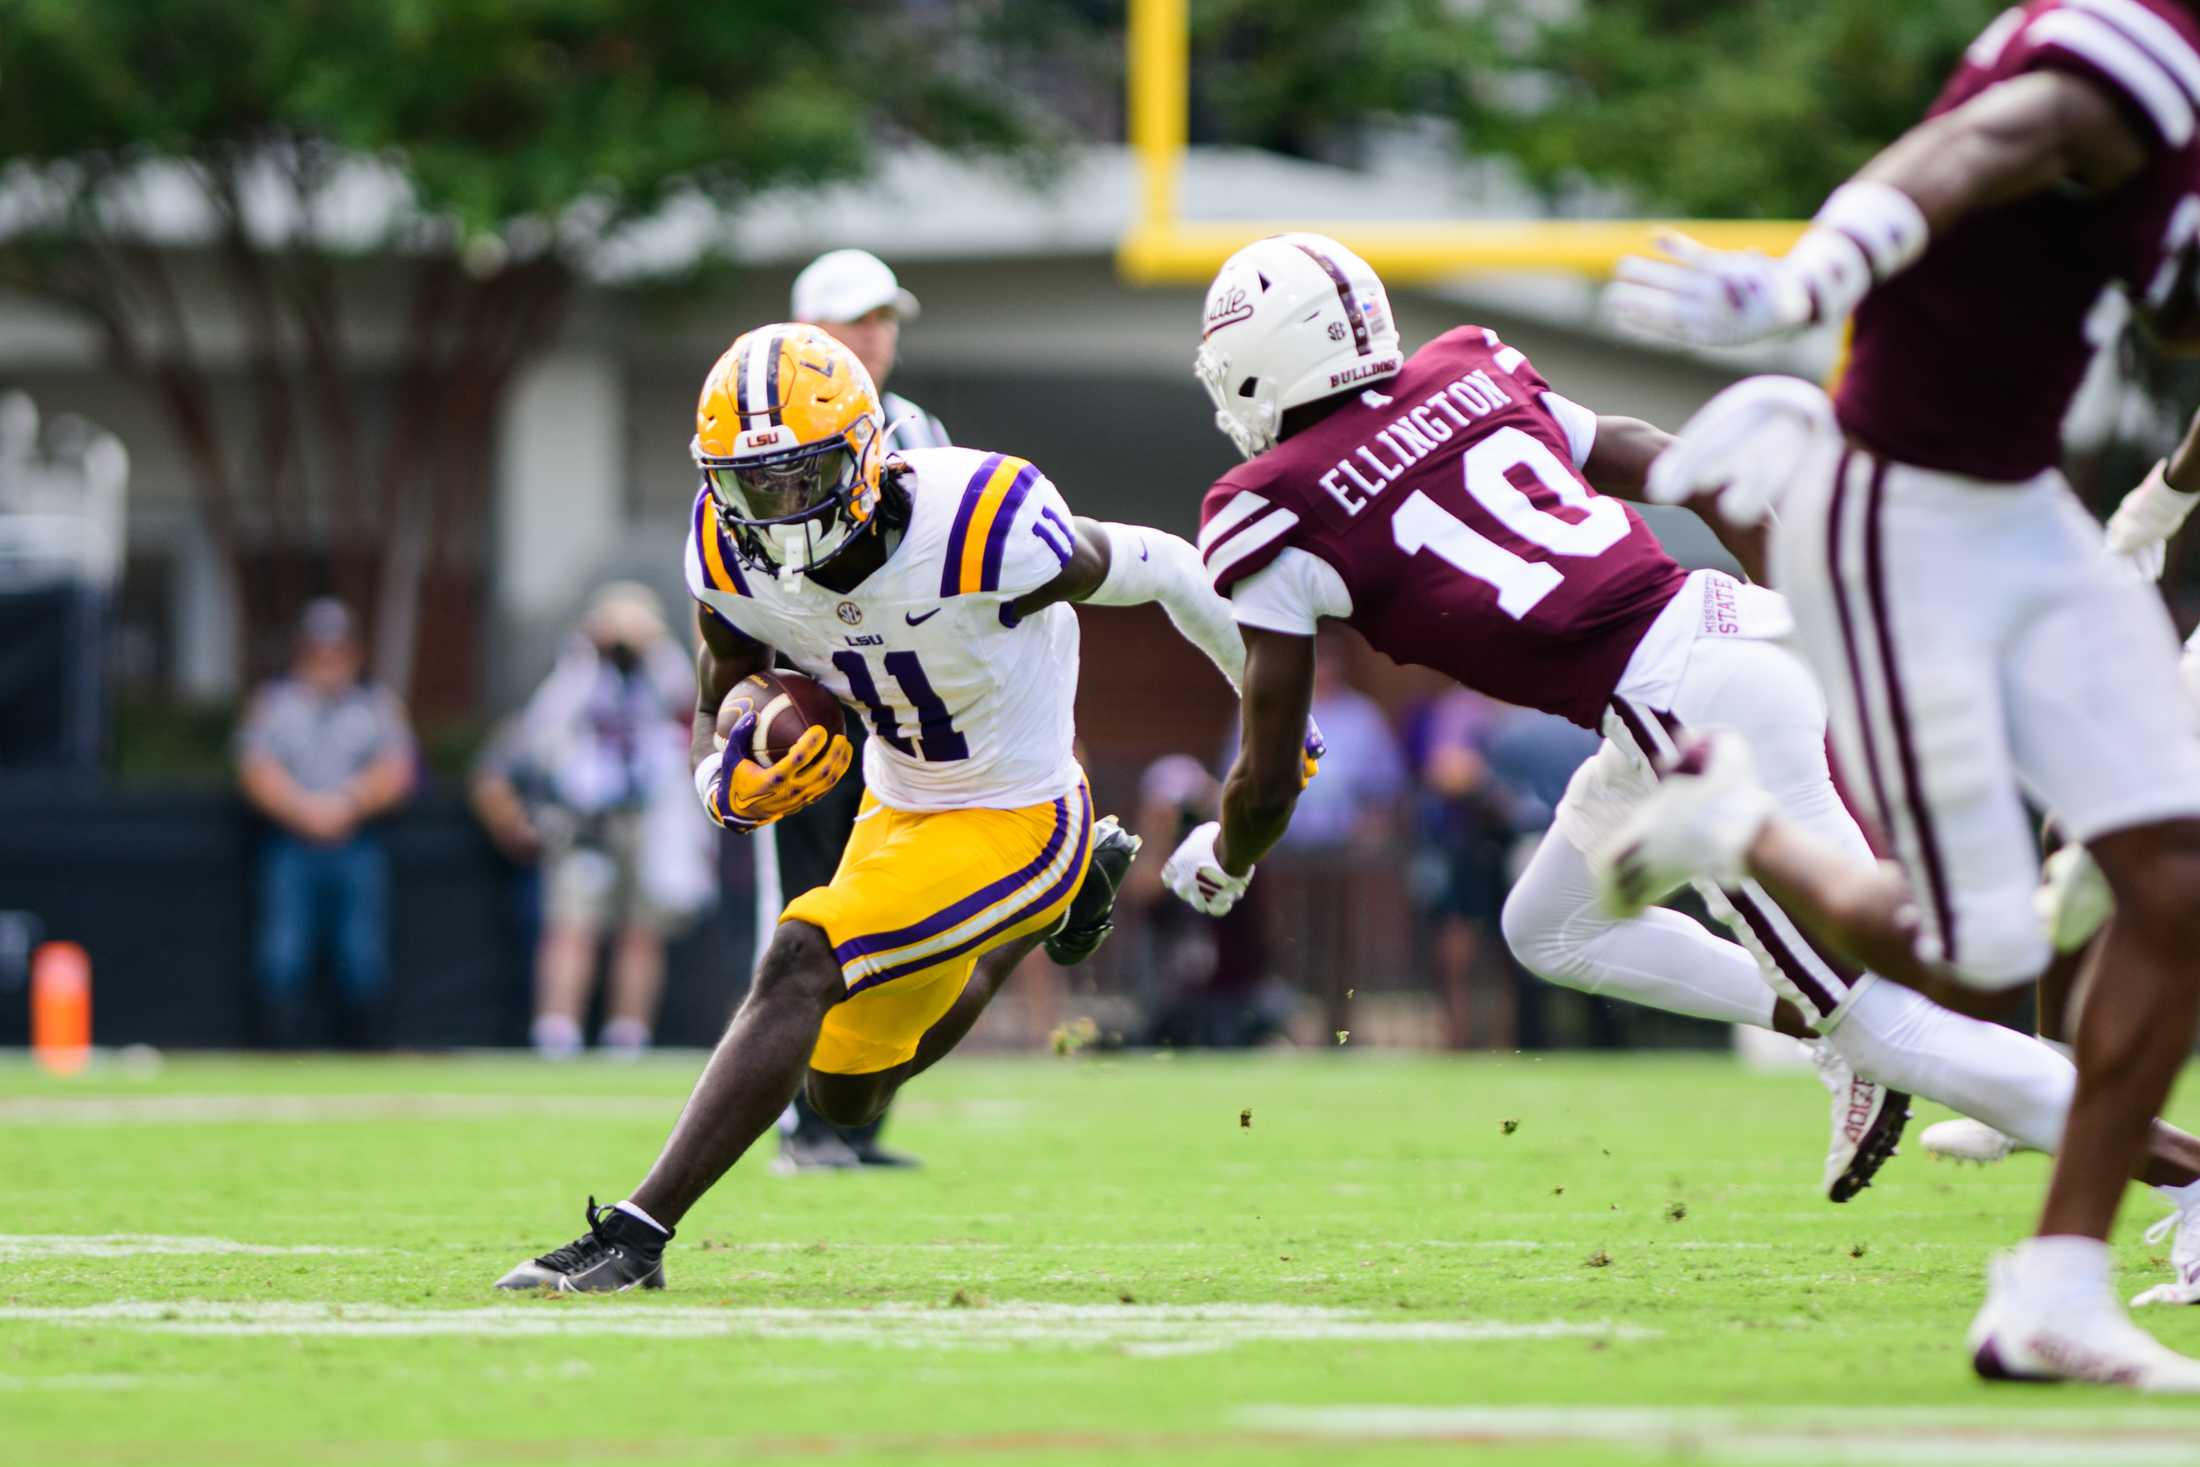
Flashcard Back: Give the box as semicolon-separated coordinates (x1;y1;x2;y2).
789;248;950;452
765;249;949;1169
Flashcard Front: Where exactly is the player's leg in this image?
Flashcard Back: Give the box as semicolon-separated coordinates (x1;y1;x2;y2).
1507;723;1902;1197
802;790;1099;1126
805;928;1050;1128
1504;816;1807;1036
1999;558;2200;1319
493;916;843;1292
767;743;892;1169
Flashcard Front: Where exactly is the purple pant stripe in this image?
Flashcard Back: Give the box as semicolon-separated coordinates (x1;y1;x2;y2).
845;786;1094;995
1609;697;1839;1017
1824;449;1897;846
1858;454;1958;965
832;794;1072;966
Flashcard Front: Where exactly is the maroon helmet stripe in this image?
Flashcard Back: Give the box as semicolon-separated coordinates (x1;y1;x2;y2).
1290;241;1371;357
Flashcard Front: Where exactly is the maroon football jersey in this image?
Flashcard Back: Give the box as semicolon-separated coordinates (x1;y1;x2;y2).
1838;0;2200;480
1199;326;1689;729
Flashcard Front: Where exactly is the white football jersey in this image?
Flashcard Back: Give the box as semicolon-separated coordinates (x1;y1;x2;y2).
684;445;1084;812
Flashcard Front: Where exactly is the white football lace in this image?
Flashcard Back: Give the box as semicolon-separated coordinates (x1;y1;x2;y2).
2144;1207;2191;1247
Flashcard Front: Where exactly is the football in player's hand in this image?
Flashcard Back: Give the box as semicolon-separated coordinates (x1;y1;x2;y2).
716;671;846;766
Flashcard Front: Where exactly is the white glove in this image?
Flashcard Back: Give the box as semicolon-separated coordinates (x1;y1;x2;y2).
1609;185;1926;351
1161;820;1253;916
1643;375;1838;525
2104;461;2197;583
2181;626;2200;722
2035;843;2114;955
1608;234;1814;350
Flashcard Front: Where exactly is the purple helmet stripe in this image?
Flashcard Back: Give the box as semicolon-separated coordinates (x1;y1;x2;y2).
1290;240;1371;357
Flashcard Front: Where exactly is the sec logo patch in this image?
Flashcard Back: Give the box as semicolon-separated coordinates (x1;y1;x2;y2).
835;601;863;626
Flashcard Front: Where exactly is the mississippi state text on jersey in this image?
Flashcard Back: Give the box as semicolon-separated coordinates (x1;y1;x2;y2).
685;445;1084;812
1839;0;2200;479
1198;327;1687;729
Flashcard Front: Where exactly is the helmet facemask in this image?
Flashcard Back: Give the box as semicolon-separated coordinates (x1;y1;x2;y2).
1194;339;1276;460
697;421;879;585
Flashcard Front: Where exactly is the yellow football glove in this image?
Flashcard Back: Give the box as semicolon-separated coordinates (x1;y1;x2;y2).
696;720;852;832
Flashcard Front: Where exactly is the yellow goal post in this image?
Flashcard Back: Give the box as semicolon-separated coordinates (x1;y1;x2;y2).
1115;0;1810;286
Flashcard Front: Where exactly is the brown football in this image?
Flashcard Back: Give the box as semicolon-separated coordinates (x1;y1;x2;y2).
716;670;846;767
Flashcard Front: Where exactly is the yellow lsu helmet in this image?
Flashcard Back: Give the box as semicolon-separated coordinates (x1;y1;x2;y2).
691;323;885;578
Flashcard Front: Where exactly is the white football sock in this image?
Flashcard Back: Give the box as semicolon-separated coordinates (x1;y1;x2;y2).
1502;829;1778;1027
2157;1177;2200;1210
1827;981;2074;1154
2008;1234;2113;1300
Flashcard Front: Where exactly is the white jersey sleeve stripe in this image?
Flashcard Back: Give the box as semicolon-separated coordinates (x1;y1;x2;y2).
2028;10;2196;145
1540;391;1600;471
1228;546;1354;635
1203;506;1301;586
1494;346;1527;373
1970;7;2026;67
2069;0;2200;102
1198;490;1271;552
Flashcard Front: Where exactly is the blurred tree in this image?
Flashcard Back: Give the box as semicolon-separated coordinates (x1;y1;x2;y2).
1188;0;2004;218
0;0;1044;702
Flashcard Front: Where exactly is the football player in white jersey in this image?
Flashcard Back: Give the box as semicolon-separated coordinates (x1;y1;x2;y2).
497;324;1269;1290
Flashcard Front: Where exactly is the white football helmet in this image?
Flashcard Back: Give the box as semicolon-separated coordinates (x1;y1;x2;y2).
1195;233;1404;459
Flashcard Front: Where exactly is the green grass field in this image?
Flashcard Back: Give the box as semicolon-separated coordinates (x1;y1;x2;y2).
7;1049;2200;1466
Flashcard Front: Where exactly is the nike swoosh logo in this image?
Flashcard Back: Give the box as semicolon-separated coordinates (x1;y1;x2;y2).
1139;542;1150;561
905;608;941;625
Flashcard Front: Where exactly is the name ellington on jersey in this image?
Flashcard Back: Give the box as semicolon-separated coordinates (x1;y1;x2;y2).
1318;366;1517;515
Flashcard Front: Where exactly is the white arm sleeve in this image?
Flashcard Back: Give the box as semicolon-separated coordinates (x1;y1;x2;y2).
1227;547;1353;636
1540;391;1599;471
1083;521;1247;690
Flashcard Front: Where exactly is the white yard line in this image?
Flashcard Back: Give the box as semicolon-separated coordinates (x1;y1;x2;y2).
0;1300;1656;1354
0;1235;369;1260
1240;1405;2200;1465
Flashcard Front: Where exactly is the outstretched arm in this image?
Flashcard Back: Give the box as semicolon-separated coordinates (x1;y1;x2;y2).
1610;70;2149;348
1157;627;1316;917
1588;413;1768;583
1009;517;1247;689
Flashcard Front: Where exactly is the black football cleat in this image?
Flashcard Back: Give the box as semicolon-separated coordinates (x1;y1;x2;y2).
495;1197;669;1292
1045;815;1142;966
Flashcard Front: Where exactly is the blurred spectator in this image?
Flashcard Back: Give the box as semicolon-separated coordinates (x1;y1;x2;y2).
1404;689;1515;1048
468;716;549;1043
1226;634;1408;1037
1123;755;1290;1047
1405;693;1601;1048
519;583;715;1059
236;598;416;1047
